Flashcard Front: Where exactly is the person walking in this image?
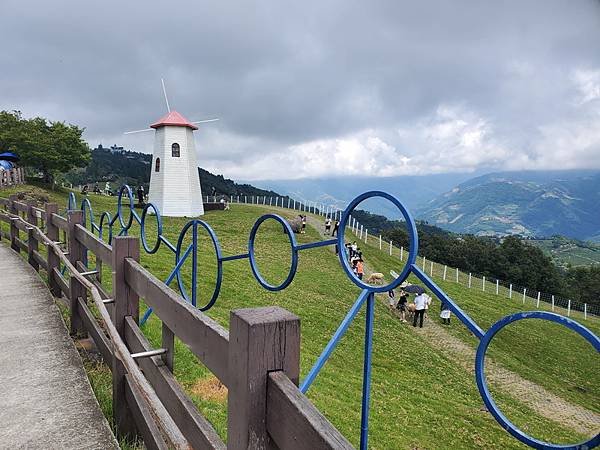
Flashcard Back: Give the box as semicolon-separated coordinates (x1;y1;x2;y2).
332;219;340;237
396;289;409;322
356;259;364;280
388;289;396;309
301;215;307;234
137;185;146;206
440;301;451;325
413;292;427;328
325;217;332;235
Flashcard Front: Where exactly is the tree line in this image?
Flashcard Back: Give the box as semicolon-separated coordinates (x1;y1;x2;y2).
0;110;90;183
352;208;600;307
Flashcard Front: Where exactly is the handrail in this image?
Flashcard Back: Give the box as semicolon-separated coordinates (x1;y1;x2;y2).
4;212;190;449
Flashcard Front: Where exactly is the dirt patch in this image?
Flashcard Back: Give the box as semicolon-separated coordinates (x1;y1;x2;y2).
191;376;228;403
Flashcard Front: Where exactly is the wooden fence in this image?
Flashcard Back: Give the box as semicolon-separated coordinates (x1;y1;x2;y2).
0;195;353;450
0;167;25;188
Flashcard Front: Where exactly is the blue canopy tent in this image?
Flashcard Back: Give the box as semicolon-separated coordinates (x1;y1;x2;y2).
0;152;20;162
0;160;14;170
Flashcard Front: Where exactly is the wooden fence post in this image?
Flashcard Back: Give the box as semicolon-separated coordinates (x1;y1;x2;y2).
227;306;300;450
455;267;459;283
443;265;447;281
68;210;87;336
45;203;61;296
27;201;39;271
8;194;19;252
112;236;140;439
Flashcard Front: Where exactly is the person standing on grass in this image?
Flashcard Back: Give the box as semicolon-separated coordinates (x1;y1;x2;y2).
332;219;340;237
388;289;396;309
301;215;307;234
440;301;451;325
413;292;427;328
356;259;364;280
325;217;332;234
397;289;409;322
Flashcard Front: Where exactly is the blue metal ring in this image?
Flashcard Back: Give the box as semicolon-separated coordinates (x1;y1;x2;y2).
248;214;299;291
117;185;134;231
81;198;95;231
175;219;223;311
141;203;162;254
98;211;113;243
475;311;600;449
337;191;418;292
68;192;77;211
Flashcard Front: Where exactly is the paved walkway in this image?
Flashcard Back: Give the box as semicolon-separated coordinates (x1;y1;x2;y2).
0;244;118;449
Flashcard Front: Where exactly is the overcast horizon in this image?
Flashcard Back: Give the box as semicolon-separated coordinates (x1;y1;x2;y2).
2;0;600;181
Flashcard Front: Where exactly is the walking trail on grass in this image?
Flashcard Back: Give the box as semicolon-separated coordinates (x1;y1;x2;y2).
303;213;600;437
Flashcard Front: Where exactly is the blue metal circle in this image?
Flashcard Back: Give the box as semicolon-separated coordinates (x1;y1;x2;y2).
140;203;162;254
248;214;299;291
98;211;113;243
117;185;134;231
475;311;600;449
175;219;223;311
68;192;77;211
81;198;95;231
337;191;418;293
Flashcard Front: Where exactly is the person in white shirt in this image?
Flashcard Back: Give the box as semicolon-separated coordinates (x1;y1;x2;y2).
413;293;427;328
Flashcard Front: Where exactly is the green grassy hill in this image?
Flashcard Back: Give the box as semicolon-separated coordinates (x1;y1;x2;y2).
1;184;598;449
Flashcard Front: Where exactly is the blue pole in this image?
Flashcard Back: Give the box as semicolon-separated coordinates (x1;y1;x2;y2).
192;222;198;307
360;292;375;450
300;289;369;393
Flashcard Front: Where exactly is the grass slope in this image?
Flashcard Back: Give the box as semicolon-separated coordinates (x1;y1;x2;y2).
1;184;596;449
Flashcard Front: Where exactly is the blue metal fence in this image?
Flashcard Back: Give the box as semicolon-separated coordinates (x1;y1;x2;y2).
67;186;599;450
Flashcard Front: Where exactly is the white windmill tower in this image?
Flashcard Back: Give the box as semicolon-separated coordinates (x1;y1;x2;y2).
125;80;218;217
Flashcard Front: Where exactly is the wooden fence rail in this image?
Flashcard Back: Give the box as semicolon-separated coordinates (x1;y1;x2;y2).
0;167;25;188
0;198;352;450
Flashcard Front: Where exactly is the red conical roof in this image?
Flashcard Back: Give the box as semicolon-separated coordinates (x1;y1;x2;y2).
150;111;198;130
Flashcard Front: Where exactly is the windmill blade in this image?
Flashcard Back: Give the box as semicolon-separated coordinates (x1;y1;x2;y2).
123;128;154;135
161;78;171;112
190;118;220;124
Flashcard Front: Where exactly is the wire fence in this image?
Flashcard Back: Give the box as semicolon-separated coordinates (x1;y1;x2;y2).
225;194;599;321
61;189;600;321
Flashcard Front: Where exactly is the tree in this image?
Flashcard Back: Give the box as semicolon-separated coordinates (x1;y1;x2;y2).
0;110;90;183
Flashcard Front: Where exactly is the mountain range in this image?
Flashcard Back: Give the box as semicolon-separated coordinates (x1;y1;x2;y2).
416;170;600;241
67;147;600;242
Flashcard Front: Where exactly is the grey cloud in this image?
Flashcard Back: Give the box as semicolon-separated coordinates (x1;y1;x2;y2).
1;0;600;179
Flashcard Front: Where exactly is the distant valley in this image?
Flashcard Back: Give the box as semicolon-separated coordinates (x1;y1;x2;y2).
416;170;600;241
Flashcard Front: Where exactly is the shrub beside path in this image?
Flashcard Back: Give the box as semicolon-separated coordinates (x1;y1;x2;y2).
304;213;600;437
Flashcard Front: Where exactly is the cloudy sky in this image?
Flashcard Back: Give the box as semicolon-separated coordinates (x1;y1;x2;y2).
2;0;599;181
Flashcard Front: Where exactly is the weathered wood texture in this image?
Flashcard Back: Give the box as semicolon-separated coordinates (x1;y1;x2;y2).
124;259;230;384
45;204;61;296
77;297;113;363
112;236;140;439
267;372;354;450
227;306;300;450
124;317;226;450
75;223;112;266
68;210;86;336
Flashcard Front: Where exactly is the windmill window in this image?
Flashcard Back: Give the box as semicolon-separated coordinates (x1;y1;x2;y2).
172;143;180;157
155;157;161;172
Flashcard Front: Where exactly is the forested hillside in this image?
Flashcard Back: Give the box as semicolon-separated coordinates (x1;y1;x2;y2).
64;145;286;200
350;209;600;306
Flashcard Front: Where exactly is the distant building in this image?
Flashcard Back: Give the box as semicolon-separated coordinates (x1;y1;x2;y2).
147;111;204;217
